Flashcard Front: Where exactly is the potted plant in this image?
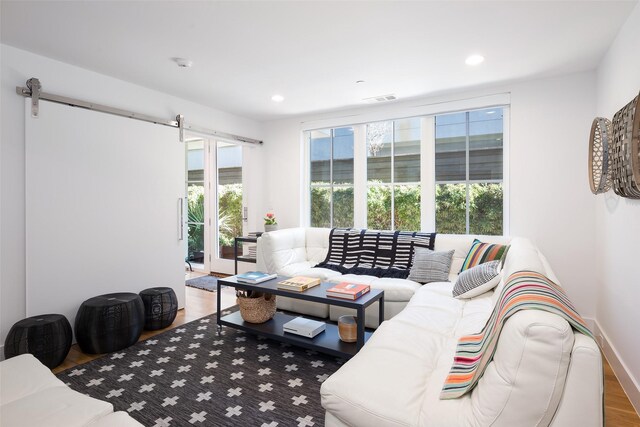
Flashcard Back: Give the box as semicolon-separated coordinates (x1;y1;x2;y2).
264;212;278;232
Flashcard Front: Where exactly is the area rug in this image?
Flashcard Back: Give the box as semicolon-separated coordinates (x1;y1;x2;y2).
185;275;219;292
57;307;344;427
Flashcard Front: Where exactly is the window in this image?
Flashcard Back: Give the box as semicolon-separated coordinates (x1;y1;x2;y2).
366;118;421;230
305;107;506;235
435;108;504;235
309;127;354;228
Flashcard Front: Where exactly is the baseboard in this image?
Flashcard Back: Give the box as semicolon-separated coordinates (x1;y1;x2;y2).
591;318;640;415
583;316;596;333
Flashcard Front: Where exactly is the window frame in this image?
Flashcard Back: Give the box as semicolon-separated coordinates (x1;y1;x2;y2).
434;109;506;234
307;127;355;228
365;119;422;231
303;105;510;236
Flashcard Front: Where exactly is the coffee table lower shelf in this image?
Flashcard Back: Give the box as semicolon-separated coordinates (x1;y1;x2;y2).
219;311;372;359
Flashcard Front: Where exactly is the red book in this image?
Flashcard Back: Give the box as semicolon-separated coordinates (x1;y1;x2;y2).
326;282;371;300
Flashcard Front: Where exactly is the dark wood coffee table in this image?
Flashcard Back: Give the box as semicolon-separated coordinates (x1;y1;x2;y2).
216;275;384;359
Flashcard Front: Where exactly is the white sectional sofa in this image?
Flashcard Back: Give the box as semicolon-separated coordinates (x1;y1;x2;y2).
0;353;142;427
257;228;603;427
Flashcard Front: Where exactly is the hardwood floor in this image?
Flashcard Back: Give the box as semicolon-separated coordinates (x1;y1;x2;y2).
604;357;640;426
52;274;640;426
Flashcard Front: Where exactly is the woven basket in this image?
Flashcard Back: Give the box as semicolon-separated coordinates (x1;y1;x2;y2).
237;293;276;324
611;93;640;198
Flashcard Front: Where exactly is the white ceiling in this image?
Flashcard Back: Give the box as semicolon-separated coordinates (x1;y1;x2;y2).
1;1;636;121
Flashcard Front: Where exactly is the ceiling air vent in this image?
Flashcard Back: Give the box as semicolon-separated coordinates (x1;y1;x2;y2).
363;94;397;103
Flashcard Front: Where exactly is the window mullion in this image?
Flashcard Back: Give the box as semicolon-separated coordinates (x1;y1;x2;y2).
391;122;395;230
353;125;367;229
330;129;334;228
465;112;470;235
421;117;435;232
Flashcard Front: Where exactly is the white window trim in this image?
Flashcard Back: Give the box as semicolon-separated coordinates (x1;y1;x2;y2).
353;124;367;228
299;93;510;132
304;102;510;236
421;117;436;231
302;131;311;227
502;106;511;236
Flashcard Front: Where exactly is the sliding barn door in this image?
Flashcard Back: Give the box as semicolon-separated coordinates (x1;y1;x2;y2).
25;101;185;329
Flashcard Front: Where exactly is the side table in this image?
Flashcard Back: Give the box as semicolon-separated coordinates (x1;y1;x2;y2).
75;293;144;354
139;287;178;330
234;236;258;274
4;314;72;368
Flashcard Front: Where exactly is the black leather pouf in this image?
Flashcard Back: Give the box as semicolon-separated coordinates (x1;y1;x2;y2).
139;287;178;330
75;293;144;354
4;314;72;368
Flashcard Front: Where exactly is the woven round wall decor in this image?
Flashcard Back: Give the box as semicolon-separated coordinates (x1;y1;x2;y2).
610;93;640;199
588;117;612;194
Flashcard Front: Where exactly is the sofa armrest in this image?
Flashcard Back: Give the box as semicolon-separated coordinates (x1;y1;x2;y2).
549;333;604;427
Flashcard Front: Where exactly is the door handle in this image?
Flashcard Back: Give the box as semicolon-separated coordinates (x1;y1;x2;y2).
178;197;184;240
243;206;248;222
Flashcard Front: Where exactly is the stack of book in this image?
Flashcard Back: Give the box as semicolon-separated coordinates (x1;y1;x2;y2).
277;276;321;292
247;245;257;259
246;232;262;259
326;282;371;300
236;271;277;284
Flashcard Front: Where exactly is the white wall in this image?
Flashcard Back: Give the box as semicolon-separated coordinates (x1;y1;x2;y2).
595;2;640;408
261;72;598;318
0;44;265;347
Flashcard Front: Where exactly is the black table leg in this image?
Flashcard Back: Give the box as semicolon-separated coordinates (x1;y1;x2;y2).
234;238;239;274
378;294;384;327
216;279;222;335
356;306;365;351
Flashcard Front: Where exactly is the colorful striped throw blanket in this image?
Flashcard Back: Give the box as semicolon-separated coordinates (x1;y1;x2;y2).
440;270;592;399
315;228;436;279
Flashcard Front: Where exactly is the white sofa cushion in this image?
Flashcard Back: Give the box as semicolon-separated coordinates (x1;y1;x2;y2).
322;308;575;427
259;228;308;273
305;227;331;264
329;300;407;328
329;276;421;302
87;411;144;427
1;385;114;427
321;318;448;427
0;353;67;406
417;311;574;427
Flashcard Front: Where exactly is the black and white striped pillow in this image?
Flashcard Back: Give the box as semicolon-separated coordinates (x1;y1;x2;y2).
453;260;502;299
407;248;455;284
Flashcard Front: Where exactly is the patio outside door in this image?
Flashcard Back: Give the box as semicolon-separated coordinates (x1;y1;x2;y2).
185;138;245;275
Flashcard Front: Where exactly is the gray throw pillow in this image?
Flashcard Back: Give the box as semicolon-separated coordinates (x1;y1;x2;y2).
408;248;455;284
453;260;502;299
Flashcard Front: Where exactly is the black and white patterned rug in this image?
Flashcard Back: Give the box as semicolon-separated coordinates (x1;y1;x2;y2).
57;307;344;427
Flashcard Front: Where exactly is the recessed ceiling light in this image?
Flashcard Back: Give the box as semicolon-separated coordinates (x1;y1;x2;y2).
465;54;485;66
356;80;365;84
173;57;193;68
271;94;284;102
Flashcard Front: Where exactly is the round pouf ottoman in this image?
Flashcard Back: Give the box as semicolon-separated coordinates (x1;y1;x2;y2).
75;293;144;354
139;287;178;330
4;314;72;368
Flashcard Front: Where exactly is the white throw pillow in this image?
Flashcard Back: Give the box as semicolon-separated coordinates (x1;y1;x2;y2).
453;260;502;298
